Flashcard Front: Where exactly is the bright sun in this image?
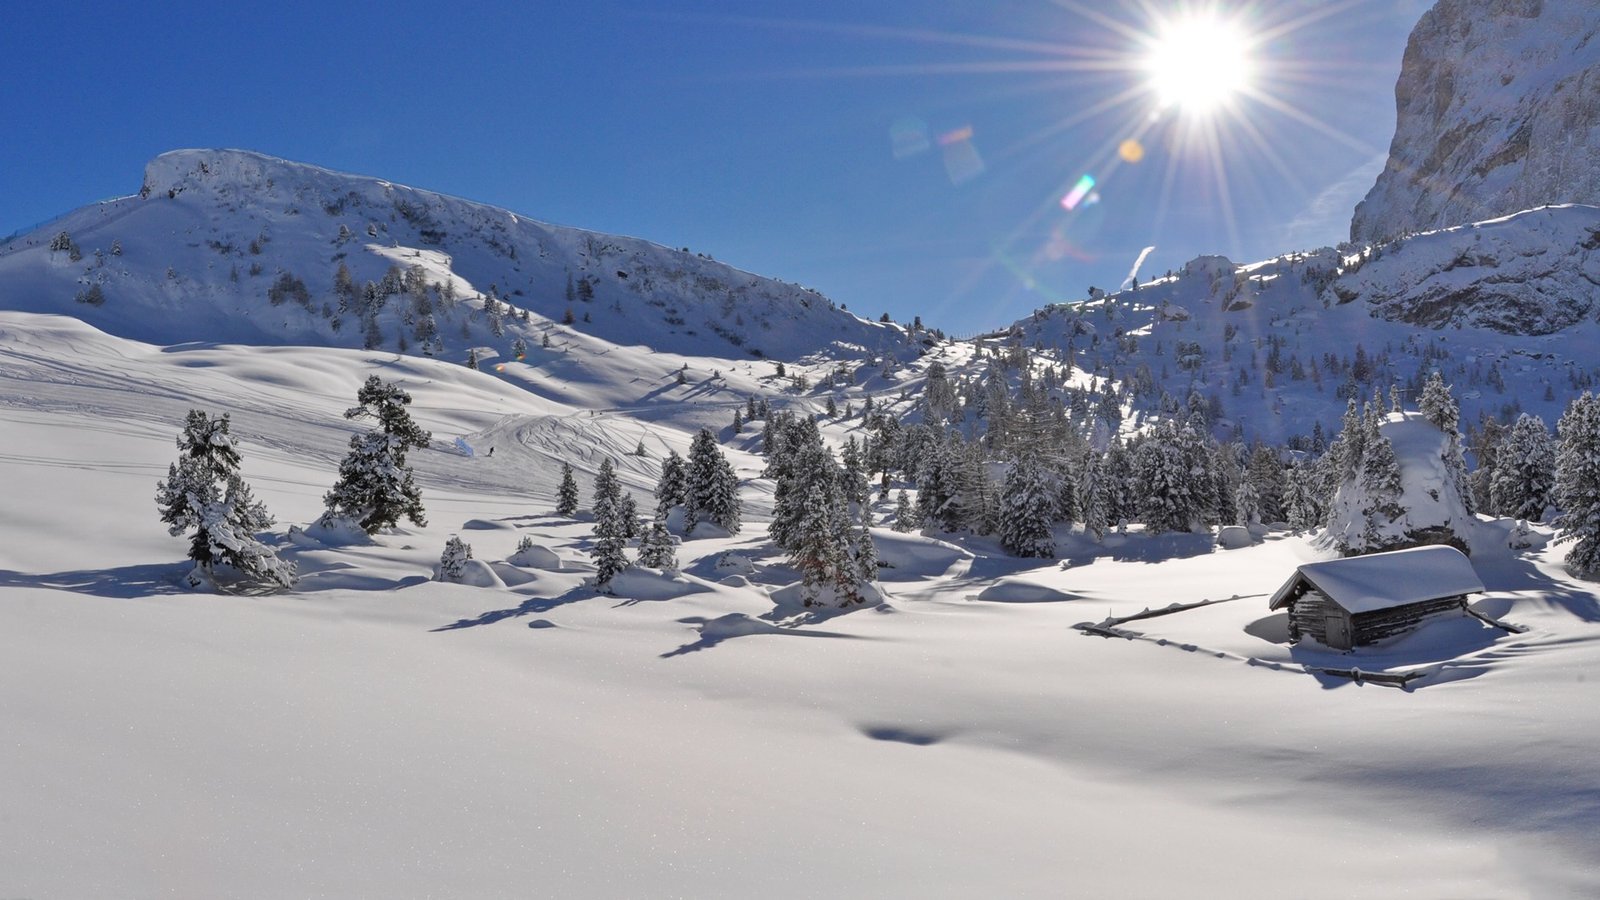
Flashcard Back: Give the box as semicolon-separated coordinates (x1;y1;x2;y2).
1144;14;1255;114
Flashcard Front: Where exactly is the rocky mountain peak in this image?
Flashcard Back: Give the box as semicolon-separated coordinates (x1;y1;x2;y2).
1350;0;1600;243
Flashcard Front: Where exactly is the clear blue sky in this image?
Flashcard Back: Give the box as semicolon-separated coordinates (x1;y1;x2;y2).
1;0;1432;335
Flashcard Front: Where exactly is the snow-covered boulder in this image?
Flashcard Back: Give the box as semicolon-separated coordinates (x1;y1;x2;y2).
974;579;1075;603
435;558;505;588
713;552;756;575
295;515;373;547
1216;526;1253;550
508;543;562;570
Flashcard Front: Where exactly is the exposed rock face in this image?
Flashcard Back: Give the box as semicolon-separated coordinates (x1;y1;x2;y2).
1338;205;1600;335
1351;0;1600;243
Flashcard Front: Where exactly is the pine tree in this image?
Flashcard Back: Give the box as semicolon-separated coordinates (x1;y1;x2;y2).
893;489;917;532
466;349;479;370
1000;456;1056;558
155;410;295;589
321;376;432;533
1417;371;1473;515
1357;425;1406;549
1555;394;1600;576
1235;478;1262;526
1284;462;1323;533
1136;422;1204;535
1490;413;1555;521
590;458;630;591
855;524;879;582
556;462;580;516
686;429;740;534
593;456;622;512
654;450;687;517
437;536;472;581
782;444;862;606
618;494;640;539
1078;454;1108;542
637;515;678;570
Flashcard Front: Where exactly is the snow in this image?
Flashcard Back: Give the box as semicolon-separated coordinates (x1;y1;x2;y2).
1270;545;1486;614
2;315;1599;896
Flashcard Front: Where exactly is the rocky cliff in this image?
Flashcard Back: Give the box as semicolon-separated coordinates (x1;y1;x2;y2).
1350;0;1600;243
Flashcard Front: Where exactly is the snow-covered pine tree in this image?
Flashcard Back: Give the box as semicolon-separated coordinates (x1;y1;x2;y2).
321;377;432;533
685;428;740;534
1418;371;1473;515
839;436;870;521
592;456;622;512
1490;413;1555;521
1284;461;1323;533
654;450;687;517
1555;393;1600;576
1103;439;1134;529
155;410;296;589
437;536;472;581
767;421;821;553
1077;453;1108;542
1235;478;1262;527
1245;444;1287;523
618;493;640;539
855;523;879;582
637;515;678;570
466;349;479;370
916;436;963;532
892;489;917;533
589;458;630;591
556;462;580;517
1135;422;1203;535
1000;456;1056;558
784;447;861;606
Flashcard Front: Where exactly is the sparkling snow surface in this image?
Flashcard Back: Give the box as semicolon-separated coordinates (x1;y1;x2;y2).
2;313;1599;897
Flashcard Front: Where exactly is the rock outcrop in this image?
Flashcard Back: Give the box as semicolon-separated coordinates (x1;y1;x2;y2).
1351;0;1600;243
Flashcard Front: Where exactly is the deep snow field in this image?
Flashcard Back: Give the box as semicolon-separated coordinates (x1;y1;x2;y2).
4;311;1600;898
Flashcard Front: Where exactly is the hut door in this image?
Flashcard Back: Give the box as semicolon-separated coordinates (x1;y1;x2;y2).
1325;614;1352;650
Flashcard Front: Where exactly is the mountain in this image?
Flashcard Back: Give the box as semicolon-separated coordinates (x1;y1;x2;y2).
0;149;915;364
1350;0;1600;243
998;203;1600;446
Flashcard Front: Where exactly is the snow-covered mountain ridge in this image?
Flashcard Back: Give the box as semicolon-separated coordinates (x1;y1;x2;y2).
0;149;915;364
998;203;1600;445
1351;0;1600;242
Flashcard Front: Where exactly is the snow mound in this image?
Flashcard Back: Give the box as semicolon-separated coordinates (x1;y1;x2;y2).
713;553;757;575
871;531;972;579
508;544;562;570
605;568;708;602
974;580;1077;603
436;559;505;588
295;516;374;547
1217;526;1254;550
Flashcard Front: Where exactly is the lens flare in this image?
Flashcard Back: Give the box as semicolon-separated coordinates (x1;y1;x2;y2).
1118;138;1145;163
1061;174;1096;211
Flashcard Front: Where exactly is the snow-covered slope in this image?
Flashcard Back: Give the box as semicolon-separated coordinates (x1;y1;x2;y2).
1351;0;1600;243
997;204;1600;446
4;309;1600;897
0;149;915;364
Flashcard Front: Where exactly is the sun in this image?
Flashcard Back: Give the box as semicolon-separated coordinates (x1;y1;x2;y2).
1143;13;1256;115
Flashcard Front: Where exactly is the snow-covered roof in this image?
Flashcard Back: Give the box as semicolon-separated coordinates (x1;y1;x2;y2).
1269;546;1484;614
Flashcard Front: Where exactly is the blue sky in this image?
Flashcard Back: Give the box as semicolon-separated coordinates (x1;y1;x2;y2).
2;0;1432;334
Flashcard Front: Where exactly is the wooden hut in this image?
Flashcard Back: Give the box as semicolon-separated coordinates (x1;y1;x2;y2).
1268;546;1484;650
